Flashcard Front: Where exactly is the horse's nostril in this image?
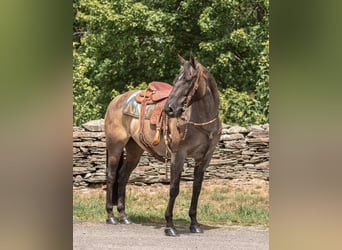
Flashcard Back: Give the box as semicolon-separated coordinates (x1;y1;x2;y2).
166;104;173;113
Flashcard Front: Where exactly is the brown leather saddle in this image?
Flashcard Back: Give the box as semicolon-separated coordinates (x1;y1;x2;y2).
135;81;172;104
135;82;172;148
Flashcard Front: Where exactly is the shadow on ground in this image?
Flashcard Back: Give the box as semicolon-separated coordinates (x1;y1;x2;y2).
124;214;220;235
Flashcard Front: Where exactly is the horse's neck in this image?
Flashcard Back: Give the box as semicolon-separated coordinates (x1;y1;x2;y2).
190;78;219;122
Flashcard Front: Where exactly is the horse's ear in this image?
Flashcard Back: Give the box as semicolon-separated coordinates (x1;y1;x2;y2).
178;54;186;65
189;51;197;69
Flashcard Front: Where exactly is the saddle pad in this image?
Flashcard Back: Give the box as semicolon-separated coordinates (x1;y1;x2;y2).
122;90;155;119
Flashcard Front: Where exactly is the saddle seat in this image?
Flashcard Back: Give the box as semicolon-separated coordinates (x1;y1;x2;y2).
135;81;172;104
135;81;173;147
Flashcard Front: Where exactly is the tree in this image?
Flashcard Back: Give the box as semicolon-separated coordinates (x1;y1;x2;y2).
73;0;269;126
198;0;269;93
73;0;180;121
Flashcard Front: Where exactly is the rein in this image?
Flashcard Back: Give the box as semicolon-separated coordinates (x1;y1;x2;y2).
178;114;219;141
181;116;218;126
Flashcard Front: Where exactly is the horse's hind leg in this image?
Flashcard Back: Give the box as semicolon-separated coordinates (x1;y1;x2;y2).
116;138;143;224
106;139;127;224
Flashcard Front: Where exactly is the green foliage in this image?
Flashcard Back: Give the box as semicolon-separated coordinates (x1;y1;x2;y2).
255;41;269;119
73;0;269;126
198;0;269;93
73;47;102;125
73;0;179;125
219;88;267;126
110;82;148;99
125;82;148;92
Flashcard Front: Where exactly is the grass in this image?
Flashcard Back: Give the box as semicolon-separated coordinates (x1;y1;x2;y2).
73;180;269;226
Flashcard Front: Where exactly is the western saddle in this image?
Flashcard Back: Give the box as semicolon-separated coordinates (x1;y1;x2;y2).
135;82;172;154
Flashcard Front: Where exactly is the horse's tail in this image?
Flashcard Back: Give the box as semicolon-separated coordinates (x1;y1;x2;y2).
106;149;124;206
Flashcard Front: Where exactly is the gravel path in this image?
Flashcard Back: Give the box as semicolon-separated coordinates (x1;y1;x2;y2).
73;221;268;250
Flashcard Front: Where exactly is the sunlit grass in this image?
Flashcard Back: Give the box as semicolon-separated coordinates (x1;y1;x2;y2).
73;192;106;221
73;182;269;226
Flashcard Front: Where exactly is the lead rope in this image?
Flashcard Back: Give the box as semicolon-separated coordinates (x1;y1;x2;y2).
180;112;190;141
163;114;170;181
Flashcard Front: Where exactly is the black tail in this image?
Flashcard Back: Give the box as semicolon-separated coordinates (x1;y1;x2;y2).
107;150;124;206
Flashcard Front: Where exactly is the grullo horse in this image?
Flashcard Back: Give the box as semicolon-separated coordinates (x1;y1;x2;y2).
104;53;221;236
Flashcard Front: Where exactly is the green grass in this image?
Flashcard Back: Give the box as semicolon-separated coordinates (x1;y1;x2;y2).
73;183;269;226
73;192;107;221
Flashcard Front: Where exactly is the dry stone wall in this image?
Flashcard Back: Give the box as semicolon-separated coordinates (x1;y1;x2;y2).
73;119;269;188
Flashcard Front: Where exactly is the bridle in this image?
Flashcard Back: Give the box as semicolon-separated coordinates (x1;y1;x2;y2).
182;66;202;111
179;66;218;128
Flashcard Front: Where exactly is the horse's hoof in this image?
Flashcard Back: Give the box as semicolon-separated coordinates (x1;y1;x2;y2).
106;217;118;225
190;224;203;233
164;227;179;237
119;217;132;225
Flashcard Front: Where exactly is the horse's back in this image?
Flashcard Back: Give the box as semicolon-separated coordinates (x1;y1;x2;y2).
105;91;139;140
104;91;157;150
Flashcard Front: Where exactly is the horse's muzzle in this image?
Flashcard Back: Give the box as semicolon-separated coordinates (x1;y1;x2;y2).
164;103;184;117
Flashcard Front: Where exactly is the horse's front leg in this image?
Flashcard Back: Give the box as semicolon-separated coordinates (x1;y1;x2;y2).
189;157;211;233
164;153;186;236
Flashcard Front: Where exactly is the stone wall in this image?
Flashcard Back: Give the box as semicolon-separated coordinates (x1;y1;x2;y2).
73;119;269;188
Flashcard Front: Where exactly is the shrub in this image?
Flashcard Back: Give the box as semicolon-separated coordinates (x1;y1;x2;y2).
219;88;267;126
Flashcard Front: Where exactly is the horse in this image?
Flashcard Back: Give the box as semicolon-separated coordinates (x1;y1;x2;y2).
104;52;222;236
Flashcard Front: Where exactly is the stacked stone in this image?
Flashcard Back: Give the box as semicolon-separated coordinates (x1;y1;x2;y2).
73;119;269;188
214;123;269;181
244;124;269;180
130;154;169;185
177;123;269;182
73;120;107;189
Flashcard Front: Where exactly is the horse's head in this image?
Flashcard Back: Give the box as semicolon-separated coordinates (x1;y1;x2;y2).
164;52;207;118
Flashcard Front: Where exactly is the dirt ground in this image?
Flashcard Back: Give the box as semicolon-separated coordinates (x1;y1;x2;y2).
73;221;269;250
73;179;269;249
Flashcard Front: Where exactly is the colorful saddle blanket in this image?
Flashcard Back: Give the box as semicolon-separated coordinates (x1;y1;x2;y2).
122;82;172;151
122;90;155;119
